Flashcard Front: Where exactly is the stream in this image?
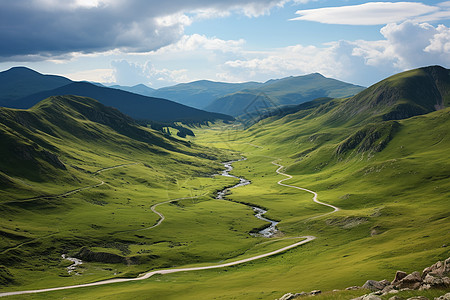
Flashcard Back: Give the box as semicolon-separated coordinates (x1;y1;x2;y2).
61;254;82;275
217;159;279;238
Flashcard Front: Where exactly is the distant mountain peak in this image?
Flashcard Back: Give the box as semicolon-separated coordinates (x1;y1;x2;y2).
6;66;40;73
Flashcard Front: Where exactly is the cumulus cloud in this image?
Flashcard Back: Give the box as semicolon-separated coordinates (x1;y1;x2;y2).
291;2;442;25
65;68;115;83
110;59;188;87
0;0;286;60
222;21;450;86
152;34;245;54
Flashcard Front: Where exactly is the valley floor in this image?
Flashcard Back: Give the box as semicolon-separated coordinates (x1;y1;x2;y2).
1;117;449;300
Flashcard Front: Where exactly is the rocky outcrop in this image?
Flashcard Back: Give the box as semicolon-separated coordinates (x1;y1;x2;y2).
435;292;450;300
276;290;320;300
362;279;391;291
275;257;450;300
351;257;450;300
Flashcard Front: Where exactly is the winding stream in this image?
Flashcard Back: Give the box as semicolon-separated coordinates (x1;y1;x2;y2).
217;159;279;238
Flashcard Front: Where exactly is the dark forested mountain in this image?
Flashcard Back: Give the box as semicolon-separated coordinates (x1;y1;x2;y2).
3;81;234;123
0;67;72;105
205;73;364;117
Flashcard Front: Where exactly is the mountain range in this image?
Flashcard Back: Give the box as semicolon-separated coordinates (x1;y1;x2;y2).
0;67;233;123
204;73;365;117
107;74;364;116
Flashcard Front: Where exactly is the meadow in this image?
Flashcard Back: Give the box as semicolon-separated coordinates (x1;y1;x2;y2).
1;95;449;299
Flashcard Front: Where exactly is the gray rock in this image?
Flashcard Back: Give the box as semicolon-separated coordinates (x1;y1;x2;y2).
309;290;321;295
278;293;297;300
363;279;391;291
435;292;450;300
388;296;404;300
346;286;361;290
405;297;428;300
381;284;396;294
419;283;431;290
393;271;408;284
361;295;383;300
293;292;308;297
396;271;422;290
422;257;450;277
351;295;382;300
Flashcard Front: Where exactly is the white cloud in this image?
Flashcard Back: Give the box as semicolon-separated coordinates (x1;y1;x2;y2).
64;68;115;83
379;21;450;69
291;2;439;25
221;21;450;86
110;59;188;87
152;34;245;54
425;25;450;53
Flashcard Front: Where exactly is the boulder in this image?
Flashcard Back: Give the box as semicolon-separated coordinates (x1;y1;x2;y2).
363;279;391;291
418;284;431;291
361;295;382;300
346;286;361;290
393;271;408;284
405;297;428;300
293;292;308;298
309;290;321;295
422;274;449;289
395;271;422;290
278;293;296;300
278;293;294;300
277;292;308;300
435;292;450;300
388;296;404;300
381;284;396;294
422;257;450;277
351;295;382;300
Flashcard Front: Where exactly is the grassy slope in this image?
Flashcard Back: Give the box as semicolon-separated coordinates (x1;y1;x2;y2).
20;107;449;300
0;96;275;294
2;67;449;300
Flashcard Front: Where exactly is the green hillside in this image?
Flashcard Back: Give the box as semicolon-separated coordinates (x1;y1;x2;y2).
205;73;364;117
0;95;265;291
0;66;448;300
329;65;450;126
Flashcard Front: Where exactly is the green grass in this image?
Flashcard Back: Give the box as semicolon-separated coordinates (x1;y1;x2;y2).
1;91;449;299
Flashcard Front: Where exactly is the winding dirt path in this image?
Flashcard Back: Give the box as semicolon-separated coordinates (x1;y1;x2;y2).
0;161;339;298
272;162;340;217
10;163;138;203
0;236;315;298
139;194;207;230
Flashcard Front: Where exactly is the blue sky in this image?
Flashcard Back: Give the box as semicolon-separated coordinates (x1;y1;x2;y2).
0;0;449;88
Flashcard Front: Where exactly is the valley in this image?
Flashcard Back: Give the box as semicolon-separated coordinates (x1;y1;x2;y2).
0;66;449;300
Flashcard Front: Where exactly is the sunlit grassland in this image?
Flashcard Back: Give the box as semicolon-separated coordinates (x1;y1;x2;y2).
2;106;449;300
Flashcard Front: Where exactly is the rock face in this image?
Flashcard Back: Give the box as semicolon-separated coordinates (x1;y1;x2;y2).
362;279;390;291
349;257;450;300
435;292;450;300
392;271;408;284
423;257;450;277
396;271;422;289
276;257;450;300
